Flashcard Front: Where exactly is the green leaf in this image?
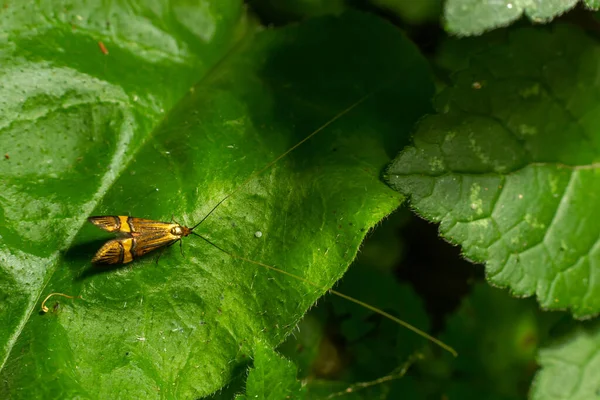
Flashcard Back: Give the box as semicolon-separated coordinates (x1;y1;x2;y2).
0;3;435;398
383;283;562;400
438;283;561;400
386;25;600;318
250;0;346;24
531;322;600;400
371;0;442;24
444;0;599;36
279;212;431;398
331;266;430;362
236;343;304;400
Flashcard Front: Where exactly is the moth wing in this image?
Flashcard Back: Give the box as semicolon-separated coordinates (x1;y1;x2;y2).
128;218;177;234
88;216;122;233
132;231;180;258
92;239;126;264
92;238;137;264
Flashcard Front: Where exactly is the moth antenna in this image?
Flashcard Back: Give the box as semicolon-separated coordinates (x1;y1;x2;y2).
190;93;372;231
190;196;230;231
190;232;457;357
41;293;82;313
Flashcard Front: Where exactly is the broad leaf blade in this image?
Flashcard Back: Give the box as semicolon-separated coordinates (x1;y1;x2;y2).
0;5;434;398
386;26;600;318
0;0;248;385
444;0;599;36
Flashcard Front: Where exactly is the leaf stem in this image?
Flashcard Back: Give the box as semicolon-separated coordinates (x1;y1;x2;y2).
40;293;82;313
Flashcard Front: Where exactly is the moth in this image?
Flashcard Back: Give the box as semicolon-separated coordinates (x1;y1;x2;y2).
88;216;204;264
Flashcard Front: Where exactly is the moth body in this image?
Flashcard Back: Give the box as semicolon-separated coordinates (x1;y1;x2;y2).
88;216;191;264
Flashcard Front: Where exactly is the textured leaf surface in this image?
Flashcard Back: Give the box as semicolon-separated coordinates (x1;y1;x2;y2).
0;2;434;398
386;26;600;318
236;343;304;399
279;212;431;399
444;0;599;36
531;322;600;400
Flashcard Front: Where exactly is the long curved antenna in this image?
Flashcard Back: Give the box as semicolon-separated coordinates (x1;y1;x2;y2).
190;94;371;231
190;196;230;230
191;232;457;357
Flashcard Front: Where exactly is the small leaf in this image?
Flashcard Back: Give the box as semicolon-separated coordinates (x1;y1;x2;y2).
386;26;600;318
236;342;304;400
444;0;599;36
531;322;600;400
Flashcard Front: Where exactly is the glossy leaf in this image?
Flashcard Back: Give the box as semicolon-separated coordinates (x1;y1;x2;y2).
0;3;434;398
444;0;599;36
386;26;600;318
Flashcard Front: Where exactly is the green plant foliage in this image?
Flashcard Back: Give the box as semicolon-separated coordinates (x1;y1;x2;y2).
278;212;431;398
387;25;600;318
444;0;600;36
4;0;598;398
0;1;435;397
437;283;562;399
372;0;443;24
279;215;562;400
235;342;305;399
531;321;600;400
249;0;346;24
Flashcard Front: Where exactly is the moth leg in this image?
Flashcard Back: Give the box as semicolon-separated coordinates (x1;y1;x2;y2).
172;215;183;226
155;239;180;264
155;246;167;264
179;238;184;257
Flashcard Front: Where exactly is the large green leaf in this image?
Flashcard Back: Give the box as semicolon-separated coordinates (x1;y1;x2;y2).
386;25;600;318
444;0;599;36
0;2;434;397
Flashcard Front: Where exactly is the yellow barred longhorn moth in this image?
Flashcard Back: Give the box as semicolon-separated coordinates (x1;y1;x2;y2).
87;216;194;264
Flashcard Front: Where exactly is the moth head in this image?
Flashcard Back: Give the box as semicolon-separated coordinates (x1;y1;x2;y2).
172;225;191;237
